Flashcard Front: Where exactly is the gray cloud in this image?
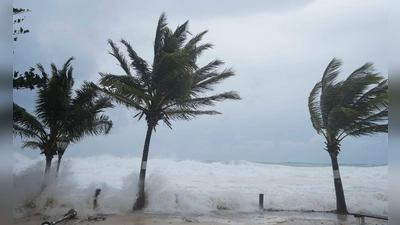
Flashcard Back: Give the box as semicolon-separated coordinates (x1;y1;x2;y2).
13;0;388;164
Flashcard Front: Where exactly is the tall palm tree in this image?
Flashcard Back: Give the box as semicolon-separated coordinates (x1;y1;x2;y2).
308;58;388;214
95;13;241;210
13;57;113;189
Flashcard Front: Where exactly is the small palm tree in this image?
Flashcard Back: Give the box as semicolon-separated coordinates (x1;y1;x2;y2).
13;57;113;189
308;58;388;214
96;13;241;210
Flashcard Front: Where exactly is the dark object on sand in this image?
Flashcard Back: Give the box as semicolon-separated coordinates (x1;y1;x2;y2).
41;209;77;225
81;215;107;222
182;217;199;223
93;188;101;209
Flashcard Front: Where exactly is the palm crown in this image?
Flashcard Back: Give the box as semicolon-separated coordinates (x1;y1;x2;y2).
97;13;240;129
308;58;388;155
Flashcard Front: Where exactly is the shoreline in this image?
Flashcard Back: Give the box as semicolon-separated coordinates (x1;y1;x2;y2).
13;210;388;225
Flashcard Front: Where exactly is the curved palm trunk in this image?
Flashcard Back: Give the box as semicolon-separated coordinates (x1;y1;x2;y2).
41;155;53;191
56;154;63;177
133;123;154;210
329;154;348;214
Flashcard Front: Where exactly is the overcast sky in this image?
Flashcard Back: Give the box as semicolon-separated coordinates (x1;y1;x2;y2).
13;0;388;164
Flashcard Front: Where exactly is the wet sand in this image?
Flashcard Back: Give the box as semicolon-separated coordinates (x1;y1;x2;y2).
13;211;388;225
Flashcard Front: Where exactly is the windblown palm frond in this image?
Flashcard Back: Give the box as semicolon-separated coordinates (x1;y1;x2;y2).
192;67;235;94
321;58;341;91
107;39;132;77
35;57;75;129
153;13;168;65
308;58;388;145
21;141;44;151
120;39;151;84
95;77;148;110
63;81;114;142
98;13;240;129
308;81;325;136
13;102;46;139
14;58;114;177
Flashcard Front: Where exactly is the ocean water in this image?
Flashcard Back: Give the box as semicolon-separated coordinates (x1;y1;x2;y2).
13;152;388;220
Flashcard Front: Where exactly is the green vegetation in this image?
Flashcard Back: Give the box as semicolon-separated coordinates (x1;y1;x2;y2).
13;7;47;90
95;13;241;210
308;58;388;214
13;7;31;42
13;57;113;189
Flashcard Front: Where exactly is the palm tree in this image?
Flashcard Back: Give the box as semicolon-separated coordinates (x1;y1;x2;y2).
13;57;113;189
308;58;388;214
95;13;241;210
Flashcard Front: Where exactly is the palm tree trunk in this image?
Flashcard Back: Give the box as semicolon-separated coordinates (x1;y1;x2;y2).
41;155;53;191
329;154;348;214
133;123;154;210
56;154;62;177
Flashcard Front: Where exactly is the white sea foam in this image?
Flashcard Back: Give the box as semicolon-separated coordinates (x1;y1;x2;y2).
13;152;388;219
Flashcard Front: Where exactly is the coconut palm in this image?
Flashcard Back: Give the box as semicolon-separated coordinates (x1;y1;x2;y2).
308;58;388;214
95;13;241;210
13;57;113;189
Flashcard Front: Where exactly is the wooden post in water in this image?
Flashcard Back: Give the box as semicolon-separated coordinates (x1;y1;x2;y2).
93;189;101;209
259;194;264;210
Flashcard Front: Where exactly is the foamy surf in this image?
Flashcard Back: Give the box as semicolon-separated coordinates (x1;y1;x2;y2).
13;152;388;220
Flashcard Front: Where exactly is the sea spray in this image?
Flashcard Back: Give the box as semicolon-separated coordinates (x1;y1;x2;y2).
13;152;388;218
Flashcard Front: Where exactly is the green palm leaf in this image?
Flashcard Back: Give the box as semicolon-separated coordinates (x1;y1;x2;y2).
308;57;388;145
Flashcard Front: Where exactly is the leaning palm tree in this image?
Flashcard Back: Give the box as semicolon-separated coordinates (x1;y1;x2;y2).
308;58;388;214
95;13;241;210
13;57;113;189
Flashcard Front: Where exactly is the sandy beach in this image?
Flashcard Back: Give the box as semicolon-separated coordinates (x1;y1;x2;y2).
13;211;388;225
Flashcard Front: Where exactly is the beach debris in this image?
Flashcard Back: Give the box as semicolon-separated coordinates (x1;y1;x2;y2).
81;215;107;222
182;217;199;223
175;193;179;204
93;188;101;209
41;209;77;225
216;205;230;210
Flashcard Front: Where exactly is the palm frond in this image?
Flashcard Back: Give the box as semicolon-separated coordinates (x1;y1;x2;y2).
13;102;46;139
35;57;75;128
309;58;388;145
94;82;147;111
152;50;192;88
321;58;341;92
168;91;241;110
320;81;343;127
346;123;388;137
107;39;132;76
173;20;190;49
153;12;168;65
194;59;225;78
21;141;43;150
308;81;325;135
192;68;235;95
120;39;151;85
353;79;387;108
184;30;209;50
99;13;241;131
17;57;114;159
341;65;380;107
165;109;221;121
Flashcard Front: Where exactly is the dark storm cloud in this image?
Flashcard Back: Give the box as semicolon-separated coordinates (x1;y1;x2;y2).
13;0;388;164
